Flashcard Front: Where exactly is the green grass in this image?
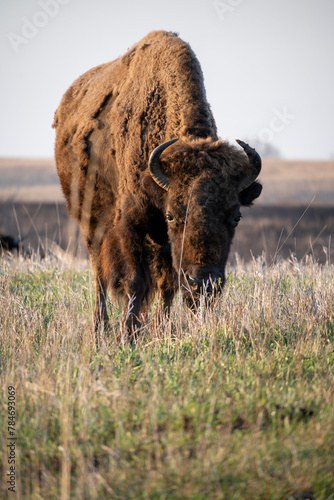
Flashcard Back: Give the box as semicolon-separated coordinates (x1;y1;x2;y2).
0;255;334;499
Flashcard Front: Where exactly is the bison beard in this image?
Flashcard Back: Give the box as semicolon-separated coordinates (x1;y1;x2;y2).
53;30;262;343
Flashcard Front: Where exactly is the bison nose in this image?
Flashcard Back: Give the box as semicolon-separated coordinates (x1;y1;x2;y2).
185;272;224;296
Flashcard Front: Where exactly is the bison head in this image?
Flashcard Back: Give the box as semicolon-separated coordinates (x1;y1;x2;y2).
149;137;262;306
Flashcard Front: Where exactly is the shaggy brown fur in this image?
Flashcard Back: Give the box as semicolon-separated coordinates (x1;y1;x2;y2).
53;30;262;341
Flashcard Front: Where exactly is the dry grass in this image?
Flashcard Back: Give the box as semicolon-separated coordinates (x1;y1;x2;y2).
0;255;334;499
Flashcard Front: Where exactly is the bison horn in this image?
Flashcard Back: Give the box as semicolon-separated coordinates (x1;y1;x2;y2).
148;138;178;191
236;139;262;190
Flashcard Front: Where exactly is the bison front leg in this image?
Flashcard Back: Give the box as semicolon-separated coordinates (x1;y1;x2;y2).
88;251;111;347
101;208;150;343
155;243;177;319
93;274;110;337
123;266;149;344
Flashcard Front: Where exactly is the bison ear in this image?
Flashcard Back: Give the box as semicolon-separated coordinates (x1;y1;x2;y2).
239;181;262;207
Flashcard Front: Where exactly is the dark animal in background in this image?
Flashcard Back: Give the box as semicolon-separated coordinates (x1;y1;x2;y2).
0;234;22;255
53;30;262;340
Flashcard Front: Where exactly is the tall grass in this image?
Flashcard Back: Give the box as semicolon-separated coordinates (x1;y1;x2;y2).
0;254;333;499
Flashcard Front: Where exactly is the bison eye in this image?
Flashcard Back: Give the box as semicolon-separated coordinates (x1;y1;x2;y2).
166;212;174;222
234;214;242;226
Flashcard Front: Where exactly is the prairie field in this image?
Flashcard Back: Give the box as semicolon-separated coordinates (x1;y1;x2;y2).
0;255;333;499
1;156;334;498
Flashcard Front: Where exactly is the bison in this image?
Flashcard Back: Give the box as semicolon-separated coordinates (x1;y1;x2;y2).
53;30;262;341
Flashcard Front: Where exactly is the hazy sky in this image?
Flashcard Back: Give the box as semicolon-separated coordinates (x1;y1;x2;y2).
1;0;333;159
